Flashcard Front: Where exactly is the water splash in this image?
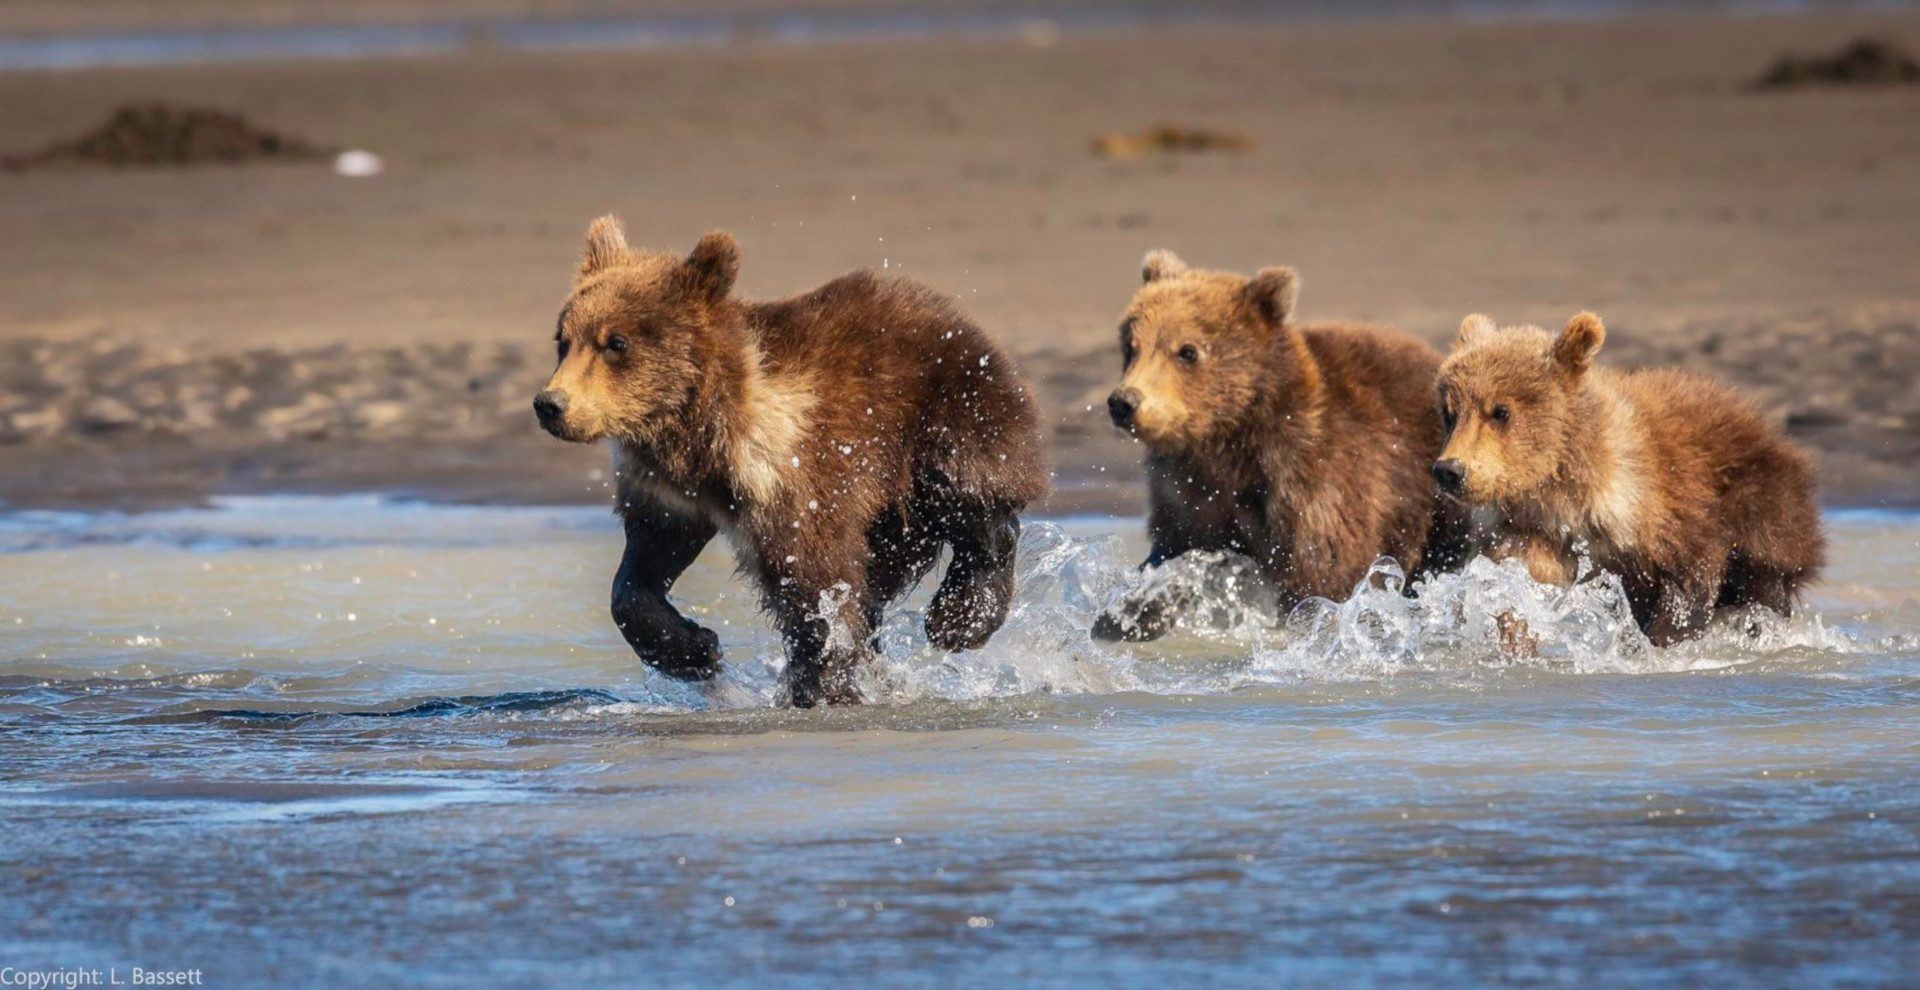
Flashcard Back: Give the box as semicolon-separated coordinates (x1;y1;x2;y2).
673;522;1864;709
0;503;1880;721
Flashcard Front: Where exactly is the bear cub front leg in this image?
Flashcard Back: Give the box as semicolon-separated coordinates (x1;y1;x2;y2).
1091;583;1179;643
1091;542;1193;643
780;594;873;708
610;509;722;681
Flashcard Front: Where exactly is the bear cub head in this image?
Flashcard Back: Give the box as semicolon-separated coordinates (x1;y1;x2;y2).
1106;250;1303;448
1432;311;1607;503
535;215;740;444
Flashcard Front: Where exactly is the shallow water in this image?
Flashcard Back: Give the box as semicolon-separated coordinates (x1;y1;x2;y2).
0;0;1895;71
1;497;1916;987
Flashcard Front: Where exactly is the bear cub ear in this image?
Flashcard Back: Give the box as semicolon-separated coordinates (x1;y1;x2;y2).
579;214;630;279
1454;313;1497;351
1141;249;1189;283
1242;266;1301;329
1551;311;1606;376
684;231;741;303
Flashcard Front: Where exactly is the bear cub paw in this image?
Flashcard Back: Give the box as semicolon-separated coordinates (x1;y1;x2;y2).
926;573;1013;652
1090;594;1176;643
643;622;724;682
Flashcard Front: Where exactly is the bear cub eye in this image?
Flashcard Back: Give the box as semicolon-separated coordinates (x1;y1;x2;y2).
1489;404;1511;424
606;334;629;355
1176;344;1201;365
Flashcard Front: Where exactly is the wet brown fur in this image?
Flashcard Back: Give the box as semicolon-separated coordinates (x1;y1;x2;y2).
1436;312;1824;645
1094;250;1471;641
538;216;1048;705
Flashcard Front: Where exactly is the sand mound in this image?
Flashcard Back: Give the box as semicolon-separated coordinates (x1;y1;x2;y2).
1092;124;1252;159
1754;38;1920;90
2;103;332;171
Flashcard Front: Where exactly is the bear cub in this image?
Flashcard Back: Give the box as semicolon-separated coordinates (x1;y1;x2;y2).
536;217;1048;706
1433;311;1824;645
1094;250;1471;641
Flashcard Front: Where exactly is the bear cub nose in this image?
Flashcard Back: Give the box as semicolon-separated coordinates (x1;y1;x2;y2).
1431;459;1467;496
533;390;569;427
1107;388;1142;428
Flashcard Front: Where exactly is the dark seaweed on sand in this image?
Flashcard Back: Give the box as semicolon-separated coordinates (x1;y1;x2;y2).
2;102;333;171
1754;38;1920;90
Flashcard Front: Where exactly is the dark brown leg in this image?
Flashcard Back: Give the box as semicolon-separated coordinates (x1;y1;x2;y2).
1645;578;1719;648
780;598;873;708
926;505;1020;652
862;506;944;640
610;504;720;680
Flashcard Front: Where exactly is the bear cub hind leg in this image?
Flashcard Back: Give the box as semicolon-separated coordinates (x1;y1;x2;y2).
926;505;1021;652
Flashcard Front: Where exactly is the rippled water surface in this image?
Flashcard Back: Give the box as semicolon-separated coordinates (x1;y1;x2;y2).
2;497;1916;987
0;1;1881;72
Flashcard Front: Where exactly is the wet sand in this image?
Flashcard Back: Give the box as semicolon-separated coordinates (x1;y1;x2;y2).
1;9;1917;509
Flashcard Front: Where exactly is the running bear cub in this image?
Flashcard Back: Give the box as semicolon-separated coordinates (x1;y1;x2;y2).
1433;311;1823;645
535;217;1047;706
1094;251;1471;641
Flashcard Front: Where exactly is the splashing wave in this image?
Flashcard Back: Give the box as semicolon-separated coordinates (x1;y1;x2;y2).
0;519;1870;722
686;522;1862;708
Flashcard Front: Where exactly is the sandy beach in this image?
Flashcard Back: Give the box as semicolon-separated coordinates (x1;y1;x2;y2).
2;6;1917;509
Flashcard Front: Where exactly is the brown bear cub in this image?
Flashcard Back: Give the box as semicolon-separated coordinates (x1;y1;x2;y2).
1433;311;1824;645
535;217;1047;706
1093;251;1471;641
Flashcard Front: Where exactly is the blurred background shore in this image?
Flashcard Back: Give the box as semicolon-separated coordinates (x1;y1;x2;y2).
1;1;1916;511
